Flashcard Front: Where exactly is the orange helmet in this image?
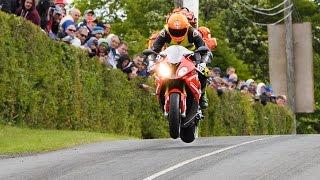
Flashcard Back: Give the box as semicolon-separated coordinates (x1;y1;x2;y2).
167;13;190;42
198;26;211;39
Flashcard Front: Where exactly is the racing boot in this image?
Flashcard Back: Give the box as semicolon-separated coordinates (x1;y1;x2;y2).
199;91;208;109
198;73;209;109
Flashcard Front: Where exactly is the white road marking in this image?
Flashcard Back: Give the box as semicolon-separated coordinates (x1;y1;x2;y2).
143;136;279;180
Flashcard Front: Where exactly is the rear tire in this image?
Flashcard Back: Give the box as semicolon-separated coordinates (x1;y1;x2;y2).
168;93;181;139
180;124;196;143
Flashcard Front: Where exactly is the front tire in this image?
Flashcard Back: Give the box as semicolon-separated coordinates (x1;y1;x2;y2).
168;93;181;139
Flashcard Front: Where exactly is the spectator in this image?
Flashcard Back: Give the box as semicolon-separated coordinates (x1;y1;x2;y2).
138;60;149;77
0;0;12;13
71;27;88;47
255;83;276;105
226;66;237;81
240;84;249;94
212;67;221;78
36;0;54;30
97;42;110;66
92;26;104;40
116;41;128;56
227;78;237;90
16;0;41;26
78;9;96;36
46;5;63;39
256;83;267;105
256;83;266;97
54;0;66;16
106;34;120;68
85;36;98;57
132;54;149;77
103;23;111;38
59;8;81;37
60;24;76;44
276;95;287;106
128;66;139;79
117;55;133;74
245;79;257;96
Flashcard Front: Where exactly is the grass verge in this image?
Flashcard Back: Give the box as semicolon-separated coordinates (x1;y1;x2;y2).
0;125;133;155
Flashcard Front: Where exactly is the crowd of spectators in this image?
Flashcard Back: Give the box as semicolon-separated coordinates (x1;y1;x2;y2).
208;66;287;106
0;0;287;106
0;0;151;80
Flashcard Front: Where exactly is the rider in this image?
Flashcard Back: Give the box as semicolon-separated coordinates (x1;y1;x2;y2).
151;12;210;109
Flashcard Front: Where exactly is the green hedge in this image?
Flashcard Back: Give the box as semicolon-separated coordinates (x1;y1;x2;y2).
0;12;294;138
199;89;294;136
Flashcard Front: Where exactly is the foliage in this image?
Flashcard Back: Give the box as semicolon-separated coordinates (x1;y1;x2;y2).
200;88;294;136
0;11;167;139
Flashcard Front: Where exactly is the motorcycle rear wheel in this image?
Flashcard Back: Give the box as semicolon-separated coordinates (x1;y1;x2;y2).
180;124;196;143
168;93;181;139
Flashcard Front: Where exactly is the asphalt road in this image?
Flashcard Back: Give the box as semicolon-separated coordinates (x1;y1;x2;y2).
1;135;320;180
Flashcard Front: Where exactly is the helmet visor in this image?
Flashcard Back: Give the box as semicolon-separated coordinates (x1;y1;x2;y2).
168;28;188;38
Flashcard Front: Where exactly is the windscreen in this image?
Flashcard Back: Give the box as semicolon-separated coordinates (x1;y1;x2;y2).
160;45;193;64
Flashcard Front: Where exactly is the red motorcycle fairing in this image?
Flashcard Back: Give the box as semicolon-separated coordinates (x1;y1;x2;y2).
176;59;201;102
155;56;201;116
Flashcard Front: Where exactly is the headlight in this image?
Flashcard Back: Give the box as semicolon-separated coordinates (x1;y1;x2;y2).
158;62;171;78
177;67;189;77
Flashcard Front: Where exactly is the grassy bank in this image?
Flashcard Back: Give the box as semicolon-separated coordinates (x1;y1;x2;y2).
0;125;132;155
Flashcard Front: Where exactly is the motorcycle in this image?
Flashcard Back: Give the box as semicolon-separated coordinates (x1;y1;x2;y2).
143;45;209;143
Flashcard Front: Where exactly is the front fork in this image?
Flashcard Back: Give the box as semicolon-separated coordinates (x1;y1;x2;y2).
164;87;187;118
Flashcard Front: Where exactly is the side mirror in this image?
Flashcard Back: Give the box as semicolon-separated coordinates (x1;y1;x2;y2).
194;46;209;54
143;49;157;56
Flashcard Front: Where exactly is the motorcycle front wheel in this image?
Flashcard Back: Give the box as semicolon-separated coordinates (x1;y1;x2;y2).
168;93;181;139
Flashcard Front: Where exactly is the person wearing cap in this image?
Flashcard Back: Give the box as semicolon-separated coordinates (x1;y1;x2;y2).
46;5;63;39
54;0;66;16
16;0;41;26
92;26;104;39
85;37;98;57
59;8;81;37
61;24;76;44
78;9;96;36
